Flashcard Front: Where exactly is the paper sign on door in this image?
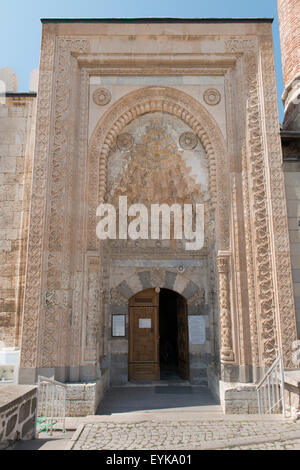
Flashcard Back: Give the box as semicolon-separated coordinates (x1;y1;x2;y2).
139;318;151;329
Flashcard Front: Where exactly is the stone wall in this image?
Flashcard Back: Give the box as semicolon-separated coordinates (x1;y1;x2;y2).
284;371;300;418
0;94;36;347
219;381;258;415
278;0;300;87
278;0;300;130
0;385;37;449
283;161;300;336
208;366;258;414
65;369;110;417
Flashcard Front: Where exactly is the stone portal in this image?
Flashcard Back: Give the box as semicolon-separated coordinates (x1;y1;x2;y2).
14;19;297;415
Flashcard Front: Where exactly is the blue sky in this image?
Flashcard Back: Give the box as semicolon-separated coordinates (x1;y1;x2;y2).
0;0;284;121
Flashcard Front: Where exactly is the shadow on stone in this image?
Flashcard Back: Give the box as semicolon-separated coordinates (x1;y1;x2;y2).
96;385;219;415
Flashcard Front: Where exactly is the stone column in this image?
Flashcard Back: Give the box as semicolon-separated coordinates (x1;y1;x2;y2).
217;252;234;364
81;252;102;382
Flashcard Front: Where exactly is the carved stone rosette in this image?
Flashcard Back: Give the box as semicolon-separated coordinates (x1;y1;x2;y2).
92;87;111;106
217;253;234;363
179;132;198;150
203;89;221;106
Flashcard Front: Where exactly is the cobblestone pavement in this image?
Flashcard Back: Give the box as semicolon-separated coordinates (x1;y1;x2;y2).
230;440;300;450
70;418;300;450
63;386;300;451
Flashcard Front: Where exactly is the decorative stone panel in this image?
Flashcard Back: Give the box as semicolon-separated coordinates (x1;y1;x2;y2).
217;253;234;364
0;385;37;449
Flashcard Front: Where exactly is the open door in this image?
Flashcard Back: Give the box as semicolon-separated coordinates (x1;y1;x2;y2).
177;294;189;380
129;289;160;381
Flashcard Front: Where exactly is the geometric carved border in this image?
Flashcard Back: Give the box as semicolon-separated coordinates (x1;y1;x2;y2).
20;36;91;372
20;31;57;371
243;44;298;370
259;37;298;369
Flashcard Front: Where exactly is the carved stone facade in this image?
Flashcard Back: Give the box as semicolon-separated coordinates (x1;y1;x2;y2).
0;19;298;415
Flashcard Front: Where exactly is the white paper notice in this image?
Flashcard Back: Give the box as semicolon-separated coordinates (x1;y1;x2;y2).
139;318;151;329
188;316;206;345
112;315;126;337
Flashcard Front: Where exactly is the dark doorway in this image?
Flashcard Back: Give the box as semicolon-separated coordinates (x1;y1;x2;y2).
128;288;189;382
159;289;189;380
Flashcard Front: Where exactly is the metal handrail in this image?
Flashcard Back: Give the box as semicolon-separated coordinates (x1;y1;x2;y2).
37;376;67;389
256;355;282;389
35;376;67;437
256;355;286;416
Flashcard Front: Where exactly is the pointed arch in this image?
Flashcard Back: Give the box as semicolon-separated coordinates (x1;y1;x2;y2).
111;269;204;305
88;86;229;250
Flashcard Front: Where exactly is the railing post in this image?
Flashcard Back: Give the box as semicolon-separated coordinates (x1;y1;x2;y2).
34;376;41;439
256;355;287;417
50;383;54;436
258;389;262;415
267;376;271;413
280;355;286;417
63;388;66;433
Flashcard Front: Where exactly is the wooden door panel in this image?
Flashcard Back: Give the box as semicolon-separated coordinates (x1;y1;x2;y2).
130;288;158;307
177;295;189;380
129;289;159;381
131;307;157;362
129;362;159;381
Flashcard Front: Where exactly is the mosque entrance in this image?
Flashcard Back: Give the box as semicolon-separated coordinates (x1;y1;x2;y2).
129;288;189;381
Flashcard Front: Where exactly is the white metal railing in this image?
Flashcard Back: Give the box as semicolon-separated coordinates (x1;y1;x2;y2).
256;355;286;416
35;376;67;437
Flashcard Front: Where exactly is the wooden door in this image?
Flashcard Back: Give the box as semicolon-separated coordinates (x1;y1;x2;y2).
129;289;160;380
177;295;189;380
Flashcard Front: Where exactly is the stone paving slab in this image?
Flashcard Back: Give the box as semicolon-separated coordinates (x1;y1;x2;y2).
70;418;300;450
229;440;300;450
96;386;219;415
12;431;74;451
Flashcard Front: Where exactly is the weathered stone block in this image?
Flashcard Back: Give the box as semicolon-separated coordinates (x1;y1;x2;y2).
8;145;23;157
0;157;16;173
31;397;37;415
66;384;86;401
5;414;17;437
21;416;35;439
18;402;30;424
0;108;8;118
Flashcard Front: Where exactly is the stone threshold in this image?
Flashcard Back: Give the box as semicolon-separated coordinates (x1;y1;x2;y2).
112;380;192;388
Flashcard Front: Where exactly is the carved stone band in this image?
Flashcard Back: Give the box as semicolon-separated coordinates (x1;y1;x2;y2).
203;89;221;106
